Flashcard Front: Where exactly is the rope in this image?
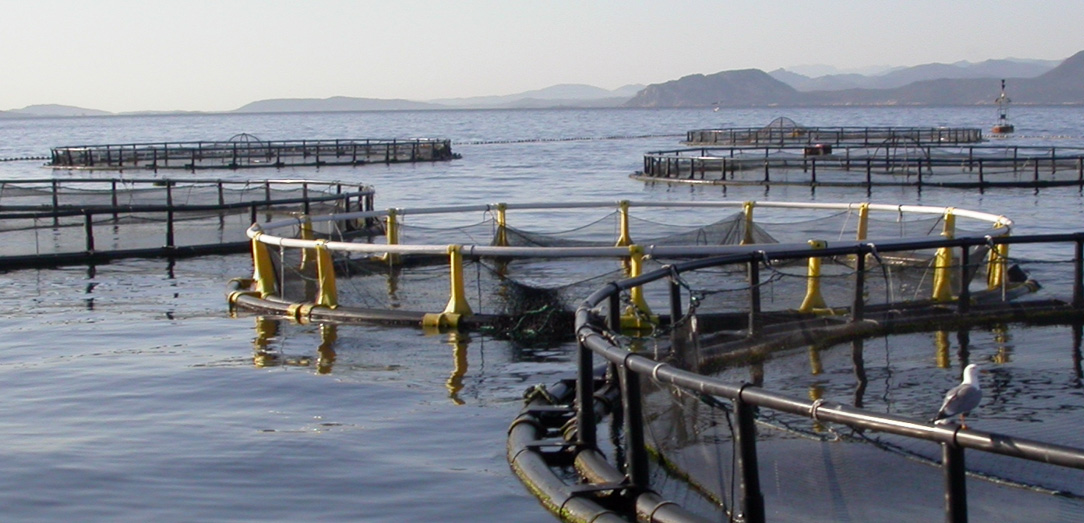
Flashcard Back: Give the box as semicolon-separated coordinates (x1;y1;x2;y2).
454;133;683;146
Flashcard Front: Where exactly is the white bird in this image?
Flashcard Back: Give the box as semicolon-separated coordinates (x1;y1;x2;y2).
932;364;983;428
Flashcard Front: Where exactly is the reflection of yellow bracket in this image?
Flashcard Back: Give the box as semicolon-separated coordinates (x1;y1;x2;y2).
445;332;469;405
798;240;828;313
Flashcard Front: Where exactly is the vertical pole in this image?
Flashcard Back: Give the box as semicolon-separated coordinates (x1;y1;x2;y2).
165;181;175;248
748;258;761;336
620;365;649;490
609;292;621;334
302;182;310;214
958;245;971;314
1074;239;1084;309
735;394;765;523
51;179;60;226
943;442;968;523
217;181;226;228
84;211;94;252
669;275;683;348
111;180;119;221
852;245;865;323
577;336;596;449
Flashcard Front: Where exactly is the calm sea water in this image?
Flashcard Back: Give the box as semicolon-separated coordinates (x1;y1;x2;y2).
2;106;1084;522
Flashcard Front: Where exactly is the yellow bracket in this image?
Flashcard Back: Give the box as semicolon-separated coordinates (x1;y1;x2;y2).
986;222;1009;290
422;245;473;330
382;208;400;265
798;240;828;313
314;240;338;309
620;244;658;331
615;200;632;247
855;203;869;241
493;203;508;247
251;235;277;298
299;215;315;272
741;201;755;245
931;208;956;302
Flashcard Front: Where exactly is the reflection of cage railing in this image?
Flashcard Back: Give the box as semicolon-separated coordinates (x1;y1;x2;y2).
509;232;1084;522
228;200;1012;336
0;178;374;269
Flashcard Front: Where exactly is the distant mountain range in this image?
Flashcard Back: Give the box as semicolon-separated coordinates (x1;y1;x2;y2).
3;51;1081;117
627;51;1084;107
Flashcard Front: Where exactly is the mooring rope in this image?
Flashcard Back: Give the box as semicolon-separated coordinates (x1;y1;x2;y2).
454;133;683;146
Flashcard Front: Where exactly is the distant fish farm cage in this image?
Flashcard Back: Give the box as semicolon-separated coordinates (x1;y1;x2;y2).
48;133;457;171
0;178;374;269
685;117;984;146
634;143;1084;189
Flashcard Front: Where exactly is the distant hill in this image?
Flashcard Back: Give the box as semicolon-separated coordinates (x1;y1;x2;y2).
430;83;643;108
232;96;441;113
627;51;1084;107
630;69;799;108
7;104;112;117
771;58;1059;92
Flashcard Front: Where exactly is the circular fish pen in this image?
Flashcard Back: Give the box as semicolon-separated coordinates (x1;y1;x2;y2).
225;200;1014;345
0;178;374;270
634;142;1084;189
48;135;457;172
511;230;1084;522
684;117;984;147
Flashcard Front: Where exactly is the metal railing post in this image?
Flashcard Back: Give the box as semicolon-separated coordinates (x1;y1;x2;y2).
620;365;649;490
576;331;597;449
735;393;765;523
943;442;968;523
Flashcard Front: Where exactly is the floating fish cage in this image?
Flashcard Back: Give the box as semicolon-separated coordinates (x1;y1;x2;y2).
635;143;1084;189
511;229;1084;522
0;178;374;269
48;134;457;171
225;200;1016;343
685;118;983;147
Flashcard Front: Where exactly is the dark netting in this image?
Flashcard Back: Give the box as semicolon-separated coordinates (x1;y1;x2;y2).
631;323;1084;520
0;180;359;258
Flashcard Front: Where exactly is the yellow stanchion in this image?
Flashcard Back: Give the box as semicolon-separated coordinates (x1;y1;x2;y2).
422;245;473;330
493;203;508;247
298;215;315;272
615;200;632;247
620;244;658;331
314;240;338;309
851;203;870;267
251;235;277;299
741;201;755;245
987;223;1009;290
931;209;956;302
382;208;400;265
855;203;869;241
798;240;828;313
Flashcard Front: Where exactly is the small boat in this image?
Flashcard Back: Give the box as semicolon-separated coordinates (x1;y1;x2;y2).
992;79;1014;134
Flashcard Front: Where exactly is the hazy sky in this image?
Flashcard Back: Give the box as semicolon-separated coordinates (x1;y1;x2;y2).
2;0;1081;112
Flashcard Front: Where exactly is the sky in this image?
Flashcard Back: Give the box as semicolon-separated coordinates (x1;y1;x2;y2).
1;0;1081;113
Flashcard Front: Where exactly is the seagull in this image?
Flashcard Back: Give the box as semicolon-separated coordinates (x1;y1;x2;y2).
932;364;983;428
